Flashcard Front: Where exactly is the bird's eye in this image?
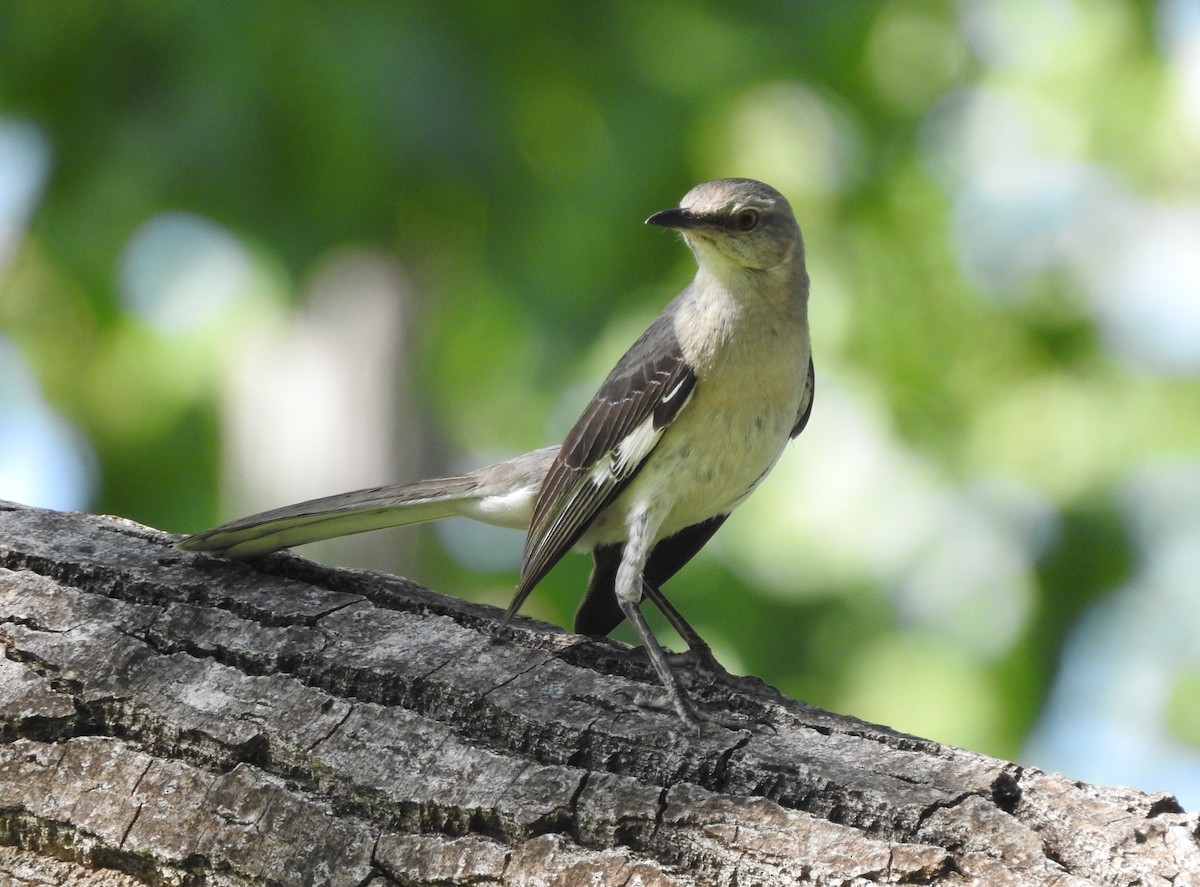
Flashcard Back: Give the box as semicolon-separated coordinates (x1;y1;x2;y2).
733;208;760;231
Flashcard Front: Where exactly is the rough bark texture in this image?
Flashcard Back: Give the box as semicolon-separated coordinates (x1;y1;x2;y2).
0;500;1196;886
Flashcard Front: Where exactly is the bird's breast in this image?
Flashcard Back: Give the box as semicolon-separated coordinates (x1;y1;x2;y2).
587;308;810;545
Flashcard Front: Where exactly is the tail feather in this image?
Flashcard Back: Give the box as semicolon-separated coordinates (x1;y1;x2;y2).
177;446;559;560
178;477;480;558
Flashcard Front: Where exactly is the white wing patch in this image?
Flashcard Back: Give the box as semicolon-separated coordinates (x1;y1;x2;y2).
660;376;690;406
613;414;664;479
584;414;664;488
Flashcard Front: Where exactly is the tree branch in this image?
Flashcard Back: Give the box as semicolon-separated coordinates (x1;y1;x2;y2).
0;500;1196;885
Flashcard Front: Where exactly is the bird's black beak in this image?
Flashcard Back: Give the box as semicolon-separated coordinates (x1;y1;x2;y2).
645;207;705;230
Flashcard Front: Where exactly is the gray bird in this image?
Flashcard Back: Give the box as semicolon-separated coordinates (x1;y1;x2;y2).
180;178;814;731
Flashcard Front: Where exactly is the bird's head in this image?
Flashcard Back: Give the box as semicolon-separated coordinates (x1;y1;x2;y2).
646;178;803;278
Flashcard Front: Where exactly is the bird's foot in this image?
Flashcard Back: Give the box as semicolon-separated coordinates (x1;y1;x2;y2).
656;647;775;732
666;643;740;691
632;687;755;734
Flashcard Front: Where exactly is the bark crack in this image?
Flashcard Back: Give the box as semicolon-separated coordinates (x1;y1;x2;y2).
3;503;1198;885
117;757;154;849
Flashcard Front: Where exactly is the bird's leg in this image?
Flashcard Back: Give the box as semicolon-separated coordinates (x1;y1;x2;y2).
640;580;725;677
640;579;707;652
616;512;701;732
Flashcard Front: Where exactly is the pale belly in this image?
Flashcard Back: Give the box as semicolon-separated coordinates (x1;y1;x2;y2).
581;362;806;545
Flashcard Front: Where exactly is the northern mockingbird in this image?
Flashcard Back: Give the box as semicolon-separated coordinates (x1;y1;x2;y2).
180;178;814;731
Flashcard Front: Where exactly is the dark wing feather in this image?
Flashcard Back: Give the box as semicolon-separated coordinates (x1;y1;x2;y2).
574;544;625;637
791;356;815;439
500;321;696;626
574;514;728;637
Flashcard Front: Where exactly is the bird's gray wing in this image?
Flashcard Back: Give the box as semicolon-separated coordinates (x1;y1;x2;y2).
791;356;815;439
501;318;697;625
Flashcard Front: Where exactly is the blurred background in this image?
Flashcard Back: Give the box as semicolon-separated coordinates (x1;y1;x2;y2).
2;1;1199;806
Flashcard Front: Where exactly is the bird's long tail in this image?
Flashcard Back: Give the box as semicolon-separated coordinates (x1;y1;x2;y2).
177;446;557;558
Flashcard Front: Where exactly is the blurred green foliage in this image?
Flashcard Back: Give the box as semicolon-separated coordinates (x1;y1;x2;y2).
3;0;1199;796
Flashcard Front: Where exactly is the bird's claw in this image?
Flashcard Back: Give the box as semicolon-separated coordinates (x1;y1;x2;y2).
632;688;758;734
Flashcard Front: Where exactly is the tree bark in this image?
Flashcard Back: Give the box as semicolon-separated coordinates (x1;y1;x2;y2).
0;500;1196;886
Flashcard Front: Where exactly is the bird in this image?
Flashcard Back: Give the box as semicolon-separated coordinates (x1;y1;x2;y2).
179;178;814;731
